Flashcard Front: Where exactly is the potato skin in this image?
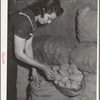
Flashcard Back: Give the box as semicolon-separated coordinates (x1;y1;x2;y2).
61;64;69;70
71;81;79;89
68;74;83;81
55;74;62;81
58;81;65;87
65;80;72;88
72;67;82;74
61;76;69;83
52;65;60;71
59;69;68;77
53;70;59;75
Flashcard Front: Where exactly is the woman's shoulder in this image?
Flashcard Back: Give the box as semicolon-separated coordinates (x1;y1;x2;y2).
9;11;29;24
20;9;36;27
9;9;35;26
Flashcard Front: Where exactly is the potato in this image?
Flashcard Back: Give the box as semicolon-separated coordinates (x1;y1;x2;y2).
61;67;68;71
55;74;62;81
65;71;69;76
72;68;82;74
71;81;79;89
61;64;69;70
59;69;68;77
67;68;72;74
76;81;81;85
68;74;83;82
65;80;72;88
71;81;82;91
58;81;65;87
70;64;77;69
52;65;60;71
53;70;59;75
61;76;69;83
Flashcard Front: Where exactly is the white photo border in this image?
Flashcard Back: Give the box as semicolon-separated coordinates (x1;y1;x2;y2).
0;0;99;100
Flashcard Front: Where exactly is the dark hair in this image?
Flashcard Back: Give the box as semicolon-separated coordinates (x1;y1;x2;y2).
25;0;63;17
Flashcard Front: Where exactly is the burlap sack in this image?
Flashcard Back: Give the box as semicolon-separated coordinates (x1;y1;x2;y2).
32;36;76;65
77;7;97;42
69;43;97;74
71;74;96;100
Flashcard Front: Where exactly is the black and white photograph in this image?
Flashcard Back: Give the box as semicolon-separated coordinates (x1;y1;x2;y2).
1;0;99;100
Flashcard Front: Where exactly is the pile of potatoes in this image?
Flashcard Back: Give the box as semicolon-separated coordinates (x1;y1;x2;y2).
52;64;83;90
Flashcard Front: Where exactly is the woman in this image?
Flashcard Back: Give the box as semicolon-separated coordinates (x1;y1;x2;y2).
7;0;63;100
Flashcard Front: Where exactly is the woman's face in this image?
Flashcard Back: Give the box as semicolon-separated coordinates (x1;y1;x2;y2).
37;13;57;24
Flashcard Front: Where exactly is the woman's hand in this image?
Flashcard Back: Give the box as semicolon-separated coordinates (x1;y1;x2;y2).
42;65;54;80
31;68;39;83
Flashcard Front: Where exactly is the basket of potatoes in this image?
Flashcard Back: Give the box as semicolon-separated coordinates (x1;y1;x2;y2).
52;64;86;97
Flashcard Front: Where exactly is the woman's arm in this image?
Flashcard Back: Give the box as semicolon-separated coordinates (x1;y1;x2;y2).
24;35;39;82
14;35;54;80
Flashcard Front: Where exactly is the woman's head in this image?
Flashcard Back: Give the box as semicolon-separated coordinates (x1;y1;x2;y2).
26;0;63;24
37;12;57;24
40;0;63;17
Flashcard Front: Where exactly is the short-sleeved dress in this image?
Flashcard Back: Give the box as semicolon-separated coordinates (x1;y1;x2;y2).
7;9;36;100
